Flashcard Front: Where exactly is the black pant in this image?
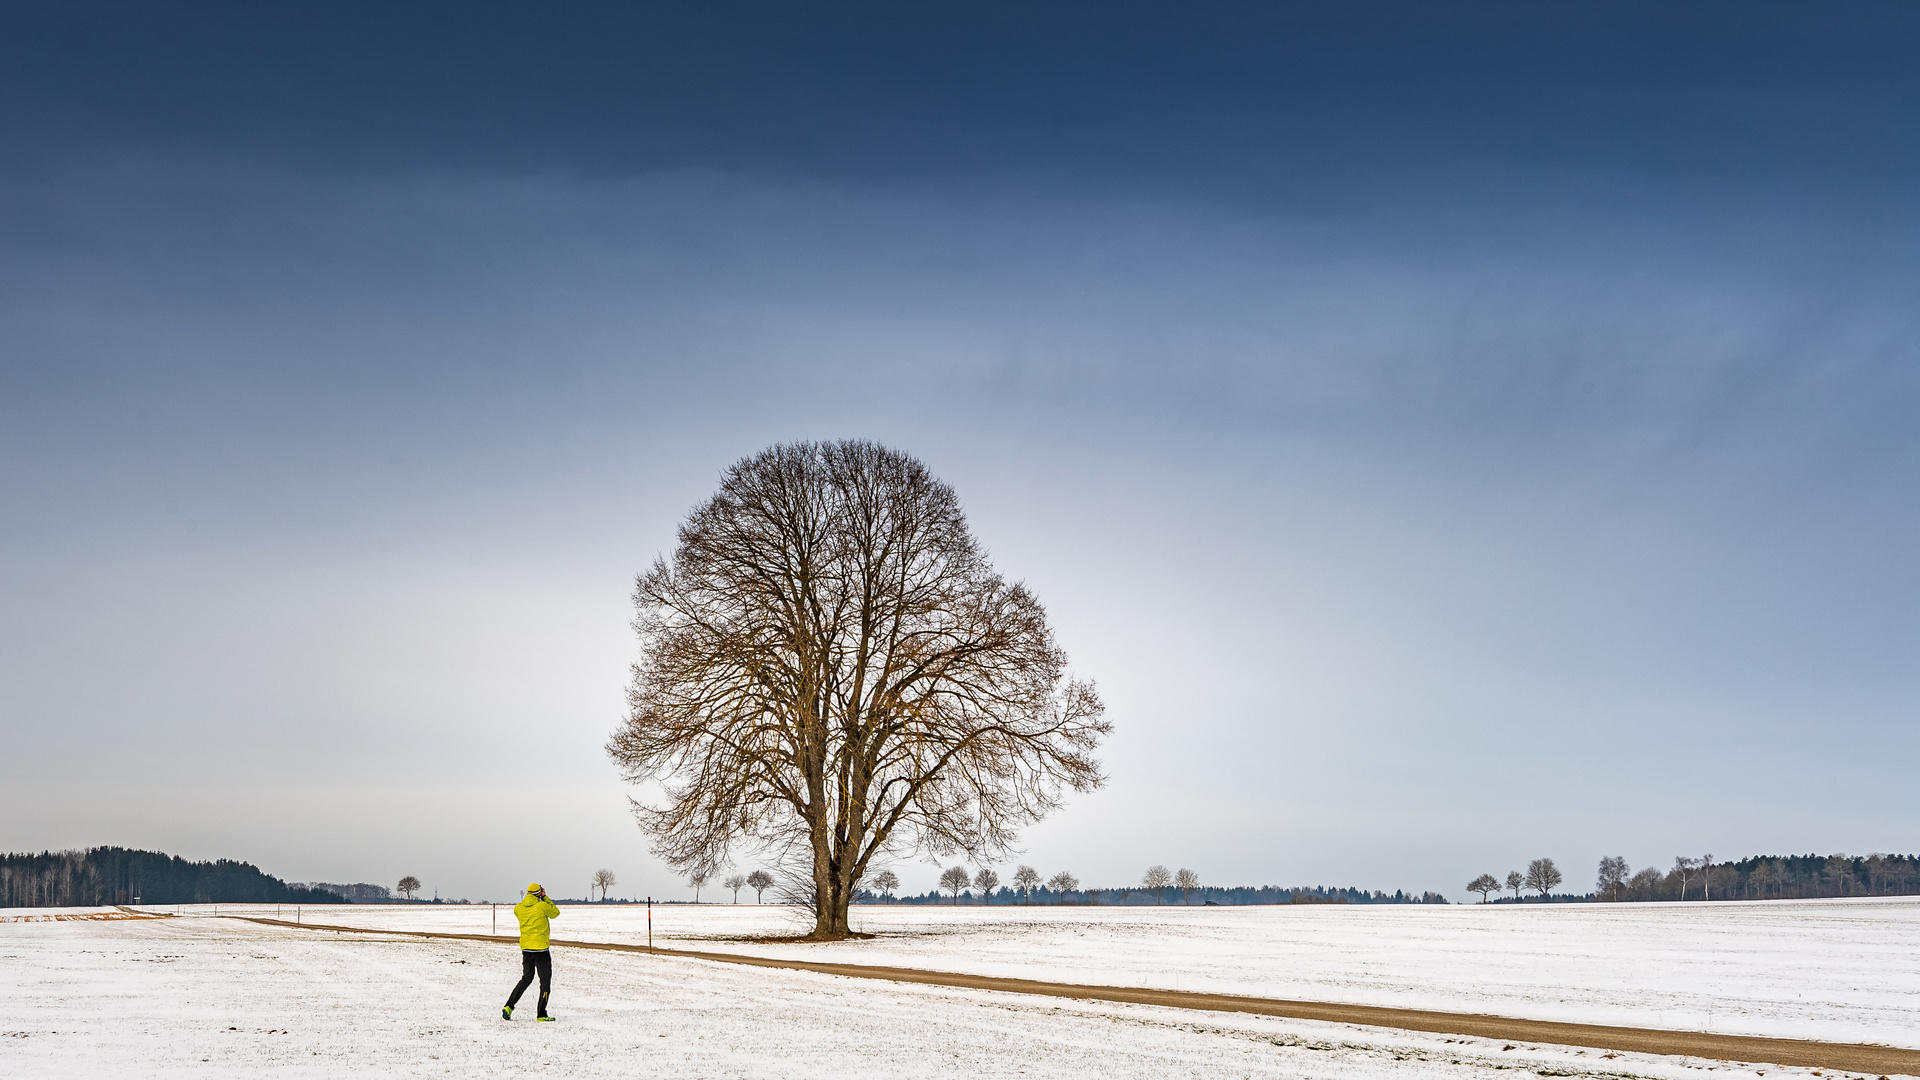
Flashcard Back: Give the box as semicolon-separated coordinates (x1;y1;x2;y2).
507;949;552;1015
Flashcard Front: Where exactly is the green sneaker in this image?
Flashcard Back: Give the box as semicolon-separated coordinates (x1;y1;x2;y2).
501;1006;513;1020
536;1016;556;1022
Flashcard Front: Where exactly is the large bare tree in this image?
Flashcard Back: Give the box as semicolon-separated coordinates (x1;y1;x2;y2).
607;441;1110;939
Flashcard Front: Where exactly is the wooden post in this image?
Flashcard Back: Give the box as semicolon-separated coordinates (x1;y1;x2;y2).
647;896;653;953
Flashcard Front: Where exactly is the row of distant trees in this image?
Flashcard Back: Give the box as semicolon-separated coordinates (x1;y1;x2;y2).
673;865;1196;905
1470;853;1920;902
295;881;393;902
1466;858;1566;901
677;869;780;903
663;862;1446;906
865;866;1446;905
0;847;346;908
877;882;1448;905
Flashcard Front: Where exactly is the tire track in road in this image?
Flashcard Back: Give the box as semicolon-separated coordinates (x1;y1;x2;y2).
217;913;1920;1077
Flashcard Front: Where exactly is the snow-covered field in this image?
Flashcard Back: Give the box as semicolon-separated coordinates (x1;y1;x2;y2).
272;896;1920;1047
3;899;1914;1077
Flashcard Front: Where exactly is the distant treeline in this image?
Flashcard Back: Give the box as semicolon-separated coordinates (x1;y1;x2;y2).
292;881;392;903
0;847;346;908
1591;853;1920;902
867;884;1449;905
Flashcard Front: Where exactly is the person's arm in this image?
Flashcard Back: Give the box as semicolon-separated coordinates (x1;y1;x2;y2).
542;898;560;918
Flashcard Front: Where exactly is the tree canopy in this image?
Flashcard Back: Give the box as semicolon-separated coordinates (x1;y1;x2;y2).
608;440;1108;938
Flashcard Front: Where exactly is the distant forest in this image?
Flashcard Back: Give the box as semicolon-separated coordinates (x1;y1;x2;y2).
0;847;346;908
870;885;1450;905
293;881;393;902
1589;853;1920;902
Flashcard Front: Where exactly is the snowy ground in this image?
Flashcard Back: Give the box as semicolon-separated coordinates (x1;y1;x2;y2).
0;910;1881;1079
263;896;1920;1048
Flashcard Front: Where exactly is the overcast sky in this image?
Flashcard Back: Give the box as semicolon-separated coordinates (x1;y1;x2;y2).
3;2;1915;904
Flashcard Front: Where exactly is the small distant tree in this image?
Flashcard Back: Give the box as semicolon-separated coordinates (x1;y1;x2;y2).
689;871;709;902
1525;858;1562;899
1117;888;1132;904
747;869;775;903
1047;871;1078;901
1594;857;1629;901
974;868;1001;905
939;865;971;904
1467;873;1500;903
397;875;421;901
1504;870;1523;900
1174;868;1200;904
725;873;747;903
1011;865;1042;904
1143;865;1172;904
1700;853;1713;901
1673;856;1696;901
591;868;617;901
871;869;900;901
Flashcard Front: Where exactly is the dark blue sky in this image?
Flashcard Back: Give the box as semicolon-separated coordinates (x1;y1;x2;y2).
2;2;1915;901
8;2;1916;196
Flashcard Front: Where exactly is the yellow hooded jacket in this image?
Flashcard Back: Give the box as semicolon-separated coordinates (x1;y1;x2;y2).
514;891;560;950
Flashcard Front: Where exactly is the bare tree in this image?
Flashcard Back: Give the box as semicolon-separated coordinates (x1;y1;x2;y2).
1174;868;1200;904
1011;865;1041;904
689;871;708;902
1143;865;1172;904
607;441;1110;940
747;869;775;903
725;873;747;903
974;867;1000;905
871;869;899;901
591;868;617;902
1673;856;1696;901
396;875;421;901
939;865;971;904
1594;857;1628;901
1524;858;1562;899
1504;870;1523;900
1467;873;1500;903
1047;871;1078;901
1701;853;1713;901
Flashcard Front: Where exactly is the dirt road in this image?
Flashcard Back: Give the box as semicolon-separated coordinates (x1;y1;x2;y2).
230;913;1920;1076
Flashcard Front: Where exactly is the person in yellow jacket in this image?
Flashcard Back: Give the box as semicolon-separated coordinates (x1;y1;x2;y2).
503;883;560;1020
